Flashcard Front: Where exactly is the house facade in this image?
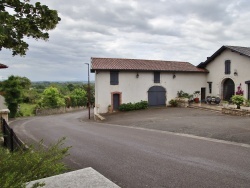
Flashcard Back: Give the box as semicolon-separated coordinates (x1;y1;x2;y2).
91;45;250;114
198;46;250;101
91;58;208;114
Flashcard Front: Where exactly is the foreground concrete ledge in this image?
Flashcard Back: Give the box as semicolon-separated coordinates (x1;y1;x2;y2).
26;167;120;188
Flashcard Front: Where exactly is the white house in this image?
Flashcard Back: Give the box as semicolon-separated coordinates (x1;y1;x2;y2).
91;58;208;114
198;45;250;101
91;45;250;114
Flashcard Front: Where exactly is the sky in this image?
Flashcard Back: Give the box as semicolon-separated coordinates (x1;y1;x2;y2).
1;0;250;81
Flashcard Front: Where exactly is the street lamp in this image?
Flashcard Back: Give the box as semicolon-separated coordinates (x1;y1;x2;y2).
84;63;90;119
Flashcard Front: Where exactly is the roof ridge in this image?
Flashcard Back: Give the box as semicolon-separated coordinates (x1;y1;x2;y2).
91;57;189;63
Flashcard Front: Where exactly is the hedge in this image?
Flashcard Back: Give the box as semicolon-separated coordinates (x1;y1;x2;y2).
119;100;148;111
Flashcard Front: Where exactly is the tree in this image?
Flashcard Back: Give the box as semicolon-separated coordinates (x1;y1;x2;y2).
0;0;61;56
70;88;87;107
39;86;65;108
0;75;31;117
82;83;95;105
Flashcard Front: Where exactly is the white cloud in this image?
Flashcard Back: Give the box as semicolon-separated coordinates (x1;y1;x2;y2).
0;0;250;81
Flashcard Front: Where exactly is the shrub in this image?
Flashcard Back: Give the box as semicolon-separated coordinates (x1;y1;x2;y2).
0;138;70;188
177;90;191;98
169;99;178;107
231;95;245;109
119;100;148;111
245;100;250;107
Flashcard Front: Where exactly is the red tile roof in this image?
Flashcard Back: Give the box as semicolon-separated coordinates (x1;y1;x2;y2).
0;63;8;69
91;57;207;73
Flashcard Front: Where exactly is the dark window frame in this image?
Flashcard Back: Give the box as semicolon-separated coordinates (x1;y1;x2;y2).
225;60;231;74
154;72;160;83
110;71;119;85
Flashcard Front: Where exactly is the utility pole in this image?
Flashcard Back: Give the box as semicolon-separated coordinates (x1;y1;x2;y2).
85;63;90;119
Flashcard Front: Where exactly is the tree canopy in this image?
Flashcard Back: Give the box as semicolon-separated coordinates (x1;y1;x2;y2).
39;86;65;109
0;75;31;117
0;0;61;56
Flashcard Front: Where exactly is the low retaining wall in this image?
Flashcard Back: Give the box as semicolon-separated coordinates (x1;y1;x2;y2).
36;106;86;116
222;107;250;117
176;98;189;108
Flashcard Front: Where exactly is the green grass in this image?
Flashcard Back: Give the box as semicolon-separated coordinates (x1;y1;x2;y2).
19;103;36;117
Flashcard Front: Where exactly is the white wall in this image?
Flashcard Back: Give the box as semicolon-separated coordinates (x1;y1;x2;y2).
206;49;250;99
95;71;207;113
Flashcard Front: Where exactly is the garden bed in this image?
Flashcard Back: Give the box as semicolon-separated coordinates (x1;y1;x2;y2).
222;107;250;116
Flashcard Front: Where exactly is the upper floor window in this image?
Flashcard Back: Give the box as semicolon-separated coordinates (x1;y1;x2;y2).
225;60;231;74
154;72;160;83
208;82;212;94
110;71;119;85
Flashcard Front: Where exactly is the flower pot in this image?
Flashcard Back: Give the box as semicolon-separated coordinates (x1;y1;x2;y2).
194;98;199;103
108;106;112;113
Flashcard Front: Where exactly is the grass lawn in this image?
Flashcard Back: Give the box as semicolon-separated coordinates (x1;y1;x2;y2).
20;103;36;117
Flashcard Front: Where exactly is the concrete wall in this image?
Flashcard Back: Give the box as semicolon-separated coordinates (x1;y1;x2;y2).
94;71;207;113
36;106;86;116
206;49;250;99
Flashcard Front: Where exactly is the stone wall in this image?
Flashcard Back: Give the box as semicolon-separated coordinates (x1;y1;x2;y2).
222;107;250;117
36;106;86;116
176;98;189;107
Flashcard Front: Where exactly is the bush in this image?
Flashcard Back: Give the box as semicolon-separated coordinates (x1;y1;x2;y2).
0;138;70;188
169;99;178;107
231;95;245;109
245;100;250;107
177;90;189;98
119;100;148;111
38;87;65;109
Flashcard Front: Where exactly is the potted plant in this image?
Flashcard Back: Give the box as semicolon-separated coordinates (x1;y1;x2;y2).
108;105;112;113
193;91;200;103
222;101;228;107
231;95;245;109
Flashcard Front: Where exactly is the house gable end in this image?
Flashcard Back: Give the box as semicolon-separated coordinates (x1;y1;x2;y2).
198;45;250;68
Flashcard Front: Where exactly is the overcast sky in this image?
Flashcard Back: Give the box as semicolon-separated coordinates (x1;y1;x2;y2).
1;0;250;81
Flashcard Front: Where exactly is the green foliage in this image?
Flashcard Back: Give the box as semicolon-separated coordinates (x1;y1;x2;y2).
231;95;245;109
39;87;65;109
82;84;95;105
0;75;31;118
23;89;40;103
19;103;36;116
245;100;250;107
0;0;61;56
69;88;87;107
119;100;148;111
0;138;70;188
169;99;178;107
177;90;192;99
193;91;200;98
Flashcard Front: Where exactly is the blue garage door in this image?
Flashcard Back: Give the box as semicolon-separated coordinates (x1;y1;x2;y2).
148;86;166;106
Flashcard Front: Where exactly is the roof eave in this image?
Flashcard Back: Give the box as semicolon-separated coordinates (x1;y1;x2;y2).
197;46;227;68
90;69;208;73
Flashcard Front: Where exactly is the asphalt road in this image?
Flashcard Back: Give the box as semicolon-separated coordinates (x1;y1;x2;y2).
11;110;250;188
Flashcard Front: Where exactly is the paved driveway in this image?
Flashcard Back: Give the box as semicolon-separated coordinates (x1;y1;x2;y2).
11;111;250;187
101;107;250;144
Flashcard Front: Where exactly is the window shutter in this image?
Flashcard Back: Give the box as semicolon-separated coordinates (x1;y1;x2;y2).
110;71;119;85
225;60;231;74
154;72;160;83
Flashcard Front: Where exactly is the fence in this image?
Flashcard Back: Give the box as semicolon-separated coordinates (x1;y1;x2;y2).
1;117;25;152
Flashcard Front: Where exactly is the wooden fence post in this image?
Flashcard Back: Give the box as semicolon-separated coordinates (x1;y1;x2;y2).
10;128;14;152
